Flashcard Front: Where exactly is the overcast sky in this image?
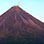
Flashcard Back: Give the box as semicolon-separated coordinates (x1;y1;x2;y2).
0;0;44;22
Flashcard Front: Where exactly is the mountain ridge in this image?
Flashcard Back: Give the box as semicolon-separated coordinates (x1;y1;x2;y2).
0;6;44;44
0;6;44;28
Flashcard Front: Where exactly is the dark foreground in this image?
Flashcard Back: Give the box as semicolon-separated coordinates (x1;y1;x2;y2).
0;36;44;44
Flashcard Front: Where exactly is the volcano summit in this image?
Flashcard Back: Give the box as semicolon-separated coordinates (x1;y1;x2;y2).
0;6;44;44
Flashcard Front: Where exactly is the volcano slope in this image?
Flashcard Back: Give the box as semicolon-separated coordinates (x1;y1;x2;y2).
0;6;44;44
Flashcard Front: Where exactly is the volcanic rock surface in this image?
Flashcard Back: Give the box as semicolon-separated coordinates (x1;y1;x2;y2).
0;6;44;44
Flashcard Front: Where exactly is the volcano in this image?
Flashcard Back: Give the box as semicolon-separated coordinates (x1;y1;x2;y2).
0;6;44;44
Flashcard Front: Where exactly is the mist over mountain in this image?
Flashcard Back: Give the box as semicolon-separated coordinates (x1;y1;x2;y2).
0;6;44;44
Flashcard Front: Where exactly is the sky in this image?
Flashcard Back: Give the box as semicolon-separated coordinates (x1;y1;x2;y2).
0;0;44;22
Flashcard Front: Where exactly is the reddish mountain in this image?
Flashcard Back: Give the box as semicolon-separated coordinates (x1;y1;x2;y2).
0;6;44;44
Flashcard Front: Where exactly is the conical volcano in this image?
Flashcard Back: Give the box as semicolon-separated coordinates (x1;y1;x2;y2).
0;6;44;44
